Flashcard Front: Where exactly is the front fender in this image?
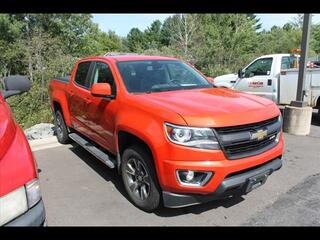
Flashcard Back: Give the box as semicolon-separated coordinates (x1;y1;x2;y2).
114;104;186;187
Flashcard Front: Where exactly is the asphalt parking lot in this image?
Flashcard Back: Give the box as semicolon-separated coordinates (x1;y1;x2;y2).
34;112;320;226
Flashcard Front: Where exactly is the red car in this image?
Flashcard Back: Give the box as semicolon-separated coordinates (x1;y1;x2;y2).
0;75;46;226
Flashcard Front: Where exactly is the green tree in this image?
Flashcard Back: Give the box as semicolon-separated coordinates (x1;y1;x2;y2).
126;27;147;52
145;20;163;49
192;14;260;76
0;13;124;128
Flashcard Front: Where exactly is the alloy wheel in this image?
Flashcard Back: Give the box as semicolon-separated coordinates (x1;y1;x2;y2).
125;157;151;201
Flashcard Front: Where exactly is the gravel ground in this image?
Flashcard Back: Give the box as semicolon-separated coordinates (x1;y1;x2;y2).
25;123;55;140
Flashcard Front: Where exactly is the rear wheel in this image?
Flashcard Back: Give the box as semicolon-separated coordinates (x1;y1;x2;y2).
121;145;161;212
54;110;71;144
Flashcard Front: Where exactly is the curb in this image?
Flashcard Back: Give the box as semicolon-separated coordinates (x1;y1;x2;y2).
28;136;62;152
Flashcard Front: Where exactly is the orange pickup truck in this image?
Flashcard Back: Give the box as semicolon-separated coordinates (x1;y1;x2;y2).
49;54;284;212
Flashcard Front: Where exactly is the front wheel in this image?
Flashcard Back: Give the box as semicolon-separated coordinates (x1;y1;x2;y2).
121;145;161;212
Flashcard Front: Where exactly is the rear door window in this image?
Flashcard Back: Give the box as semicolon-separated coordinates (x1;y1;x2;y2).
281;56;298;69
74;61;92;88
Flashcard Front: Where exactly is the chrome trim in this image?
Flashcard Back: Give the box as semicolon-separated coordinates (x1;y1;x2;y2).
176;170;213;187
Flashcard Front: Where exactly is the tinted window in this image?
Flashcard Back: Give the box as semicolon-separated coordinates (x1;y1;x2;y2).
91;62;116;94
74;61;91;87
117;60;211;93
245;58;273;77
281;56;298;69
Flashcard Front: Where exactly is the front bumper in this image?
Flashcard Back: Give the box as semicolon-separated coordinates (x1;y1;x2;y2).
5;199;46;226
163;157;282;208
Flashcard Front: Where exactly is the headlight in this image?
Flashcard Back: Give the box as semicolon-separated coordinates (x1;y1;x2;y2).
0;178;42;226
0;186;28;225
164;123;220;150
26;178;41;208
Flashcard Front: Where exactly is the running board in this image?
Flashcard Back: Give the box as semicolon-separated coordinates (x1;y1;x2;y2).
69;133;116;169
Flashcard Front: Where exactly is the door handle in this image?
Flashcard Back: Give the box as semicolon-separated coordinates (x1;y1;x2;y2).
267;79;272;86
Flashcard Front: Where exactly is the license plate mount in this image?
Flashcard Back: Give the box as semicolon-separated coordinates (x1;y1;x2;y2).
245;170;270;194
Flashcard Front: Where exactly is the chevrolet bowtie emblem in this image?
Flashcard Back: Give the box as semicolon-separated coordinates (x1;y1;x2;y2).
251;129;268;141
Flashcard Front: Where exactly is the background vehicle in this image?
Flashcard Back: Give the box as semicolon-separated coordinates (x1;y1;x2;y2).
49;54;284;212
214;54;320;112
0;75;46;226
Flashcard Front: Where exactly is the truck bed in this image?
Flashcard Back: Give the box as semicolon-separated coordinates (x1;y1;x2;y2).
279;68;320;107
53;76;70;83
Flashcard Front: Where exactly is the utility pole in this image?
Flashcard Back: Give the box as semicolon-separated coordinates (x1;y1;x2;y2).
284;14;313;136
292;14;312;107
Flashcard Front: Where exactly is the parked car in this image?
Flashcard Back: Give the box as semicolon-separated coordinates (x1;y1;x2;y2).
213;54;320;114
0;75;46;226
49;54;284;212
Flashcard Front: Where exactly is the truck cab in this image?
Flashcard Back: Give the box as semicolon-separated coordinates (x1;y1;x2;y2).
233;54;299;103
214;53;320;112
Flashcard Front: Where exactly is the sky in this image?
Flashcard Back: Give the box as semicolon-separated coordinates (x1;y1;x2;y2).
92;14;320;37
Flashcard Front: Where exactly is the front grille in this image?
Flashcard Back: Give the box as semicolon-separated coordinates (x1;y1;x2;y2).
216;117;278;134
215;116;281;160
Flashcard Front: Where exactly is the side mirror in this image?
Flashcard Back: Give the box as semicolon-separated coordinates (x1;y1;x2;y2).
91;83;113;98
206;77;215;84
3;75;31;99
238;69;243;78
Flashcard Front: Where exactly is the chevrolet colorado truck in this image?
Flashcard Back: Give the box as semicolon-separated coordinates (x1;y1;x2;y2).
49;54;284;212
0;75;46;226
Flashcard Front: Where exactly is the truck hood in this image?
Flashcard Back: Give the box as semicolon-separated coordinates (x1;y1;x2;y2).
214;73;238;83
138;88;279;127
213;74;238;88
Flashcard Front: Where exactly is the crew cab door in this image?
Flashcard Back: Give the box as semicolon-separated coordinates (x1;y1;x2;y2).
233;57;276;101
69;60;95;136
85;61;118;153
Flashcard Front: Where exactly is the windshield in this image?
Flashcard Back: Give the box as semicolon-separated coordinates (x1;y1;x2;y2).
117;60;212;93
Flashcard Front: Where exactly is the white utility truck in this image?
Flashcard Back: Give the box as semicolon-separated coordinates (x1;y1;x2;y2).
214;54;320;113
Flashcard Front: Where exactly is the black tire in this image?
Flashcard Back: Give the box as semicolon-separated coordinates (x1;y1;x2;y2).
121;145;161;212
54;110;71;144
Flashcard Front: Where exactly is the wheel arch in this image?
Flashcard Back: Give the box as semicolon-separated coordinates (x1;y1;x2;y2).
51;97;71;126
118;130;154;162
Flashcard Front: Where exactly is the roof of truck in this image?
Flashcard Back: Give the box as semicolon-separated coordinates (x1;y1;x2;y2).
258;53;291;58
80;54;178;63
107;55;177;62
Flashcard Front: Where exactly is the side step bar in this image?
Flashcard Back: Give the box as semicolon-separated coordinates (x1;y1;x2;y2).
69;133;116;169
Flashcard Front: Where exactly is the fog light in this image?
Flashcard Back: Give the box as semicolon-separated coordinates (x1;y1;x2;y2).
186;170;194;181
176;170;213;187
